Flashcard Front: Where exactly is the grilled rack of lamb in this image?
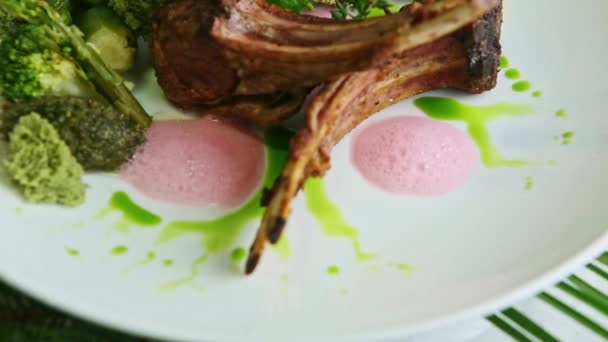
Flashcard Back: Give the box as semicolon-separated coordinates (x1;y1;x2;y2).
149;0;503;273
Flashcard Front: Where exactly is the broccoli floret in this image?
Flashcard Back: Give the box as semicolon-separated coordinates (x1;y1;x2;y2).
0;24;97;102
108;0;171;37
2;96;146;171
0;0;151;128
0;9;17;36
4;113;86;206
76;6;137;72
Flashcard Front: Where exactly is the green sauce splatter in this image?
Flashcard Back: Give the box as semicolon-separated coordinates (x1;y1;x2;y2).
121;251;156;275
65;247;79;256
327;265;340;275
525;176;534;191
231;247;247;263
163;259;174;266
146;251;156;261
384;261;414;274
532;91;542;98
15;207;23;215
556;109;568;120
273;236;290;261
499;56;509;69
414;97;537;168
108;192;162;232
158;127;293;289
160;254;207;292
505;69;521;80
562;131;574;145
396;263;412;272
111;245;128;256
512;80;531;92
304;178;376;261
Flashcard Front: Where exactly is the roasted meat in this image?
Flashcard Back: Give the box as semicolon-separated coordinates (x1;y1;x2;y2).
149;0;503;273
245;3;503;273
150;0;500;124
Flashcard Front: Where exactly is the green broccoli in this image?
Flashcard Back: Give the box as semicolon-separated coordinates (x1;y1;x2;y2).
76;6;137;72
0;24;98;102
108;0;171;37
4;113;86;206
0;0;151;128
0;9;16;36
2;96;145;171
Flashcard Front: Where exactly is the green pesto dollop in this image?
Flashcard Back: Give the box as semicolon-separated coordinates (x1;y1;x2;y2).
3;113;86;206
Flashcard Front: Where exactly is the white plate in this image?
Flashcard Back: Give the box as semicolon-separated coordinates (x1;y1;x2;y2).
1;0;608;341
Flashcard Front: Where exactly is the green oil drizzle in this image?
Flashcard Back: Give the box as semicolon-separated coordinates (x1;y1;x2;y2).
158;127;293;289
163;259;174;266
65;247;79;256
414;97;537;168
505;69;521;80
145;251;156;262
304;178;376;261
161;254;208;292
121;251;156;275
101;192;162;232
111;245;128;256
499;56;509;69
562;131;574;145
556;108;568;120
15;207;23;215
532;91;543;98
273;236;290;261
327;265;340;275
512;80;531;92
384;261;413;275
231;247;247;263
525;176;534;191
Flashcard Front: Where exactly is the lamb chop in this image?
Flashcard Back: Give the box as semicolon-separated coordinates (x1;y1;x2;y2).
244;3;503;273
149;0;503;273
150;0;500;124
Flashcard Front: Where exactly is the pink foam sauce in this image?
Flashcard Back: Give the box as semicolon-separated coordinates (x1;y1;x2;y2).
351;116;477;196
120;116;265;208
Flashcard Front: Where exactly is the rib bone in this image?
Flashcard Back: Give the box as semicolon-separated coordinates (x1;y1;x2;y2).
245;3;503;273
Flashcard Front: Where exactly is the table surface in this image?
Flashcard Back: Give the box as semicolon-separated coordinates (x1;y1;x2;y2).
2;252;608;342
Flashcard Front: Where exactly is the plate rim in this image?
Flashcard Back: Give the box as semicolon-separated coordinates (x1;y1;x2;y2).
1;230;607;341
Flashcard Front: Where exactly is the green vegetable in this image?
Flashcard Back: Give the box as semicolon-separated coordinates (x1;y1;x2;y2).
107;0;171;38
2;96;145;171
47;0;73;23
0;0;152;128
0;0;72;37
76;6;137;72
267;0;314;12
4;113;86;206
80;0;108;5
331;0;393;20
0;9;17;36
0;24;98;102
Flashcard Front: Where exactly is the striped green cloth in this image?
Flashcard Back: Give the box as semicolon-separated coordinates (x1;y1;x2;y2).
2;253;608;341
486;252;608;341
